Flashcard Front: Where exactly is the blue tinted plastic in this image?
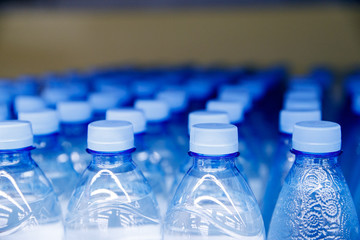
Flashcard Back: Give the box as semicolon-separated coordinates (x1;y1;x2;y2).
0;147;64;239
31;133;79;211
60;122;92;174
133;133;169;216
262;133;293;230
236;123;268;204
164;152;265;239
65;149;161;240
268;150;360;239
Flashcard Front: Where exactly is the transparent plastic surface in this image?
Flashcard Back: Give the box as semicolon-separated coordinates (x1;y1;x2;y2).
143;122;182;195
65;149;161;240
268;151;360;239
262;133;294;230
132;134;169;217
60;123;91;174
0;148;64;239
31;134;79;211
236;126;268;204
164;152;265;240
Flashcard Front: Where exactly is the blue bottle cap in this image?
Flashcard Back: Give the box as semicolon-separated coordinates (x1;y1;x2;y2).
279;109;322;134
156;90;188;113
106;108;146;134
57;101;93;123
18;109;59;135
87;120;134;152
14;96;46;114
292;121;341;153
284;98;321;111
188;110;230;134
41;88;71;106
206;100;245;124
135;100;170;122
88;92;119;112
0;120;33;150
218;86;253;112
190;123;238;155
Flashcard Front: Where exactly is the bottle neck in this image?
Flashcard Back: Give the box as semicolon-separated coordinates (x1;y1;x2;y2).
189;152;239;172
291;149;340;166
60;122;88;137
33;133;60;149
0;147;33;166
87;148;135;169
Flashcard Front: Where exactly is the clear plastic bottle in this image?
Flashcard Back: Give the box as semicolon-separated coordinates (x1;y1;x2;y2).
262;109;321;230
164;123;265;240
57;101;93;174
134;100;180;193
106;108;168;216
0;120;64;239
65;120;161;240
268;121;360;239
206;100;267;204
18;109;79;211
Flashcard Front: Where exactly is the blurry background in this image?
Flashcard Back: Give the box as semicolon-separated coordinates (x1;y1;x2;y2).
0;1;359;77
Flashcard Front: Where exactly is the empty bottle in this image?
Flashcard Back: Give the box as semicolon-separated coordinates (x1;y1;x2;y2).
65;120;161;240
57;101;93;174
262;109;321;230
268;121;360;239
164;123;265;239
0;120;64;239
18;109;79;211
106;108;168;216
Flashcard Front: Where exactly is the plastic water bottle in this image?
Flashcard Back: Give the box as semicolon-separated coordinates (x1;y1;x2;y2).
163;123;265;239
14;95;46;114
340;93;360;191
88;92;121;120
0;120;64;239
170;110;231;198
182;110;230;172
41;87;71;108
106;108;168;216
262;109;321;230
284;97;321;111
57;101;93;174
268;121;360;239
206;100;267;203
65;120;161;240
134;100;180;192
18;109;79;211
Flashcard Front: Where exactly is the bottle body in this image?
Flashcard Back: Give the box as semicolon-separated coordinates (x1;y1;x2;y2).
262;133;294;230
236;126;268;204
0;148;64;240
164;153;265;240
65;150;161;240
268;151;360;239
31;133;79;211
133;133;169;217
60;122;91;174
